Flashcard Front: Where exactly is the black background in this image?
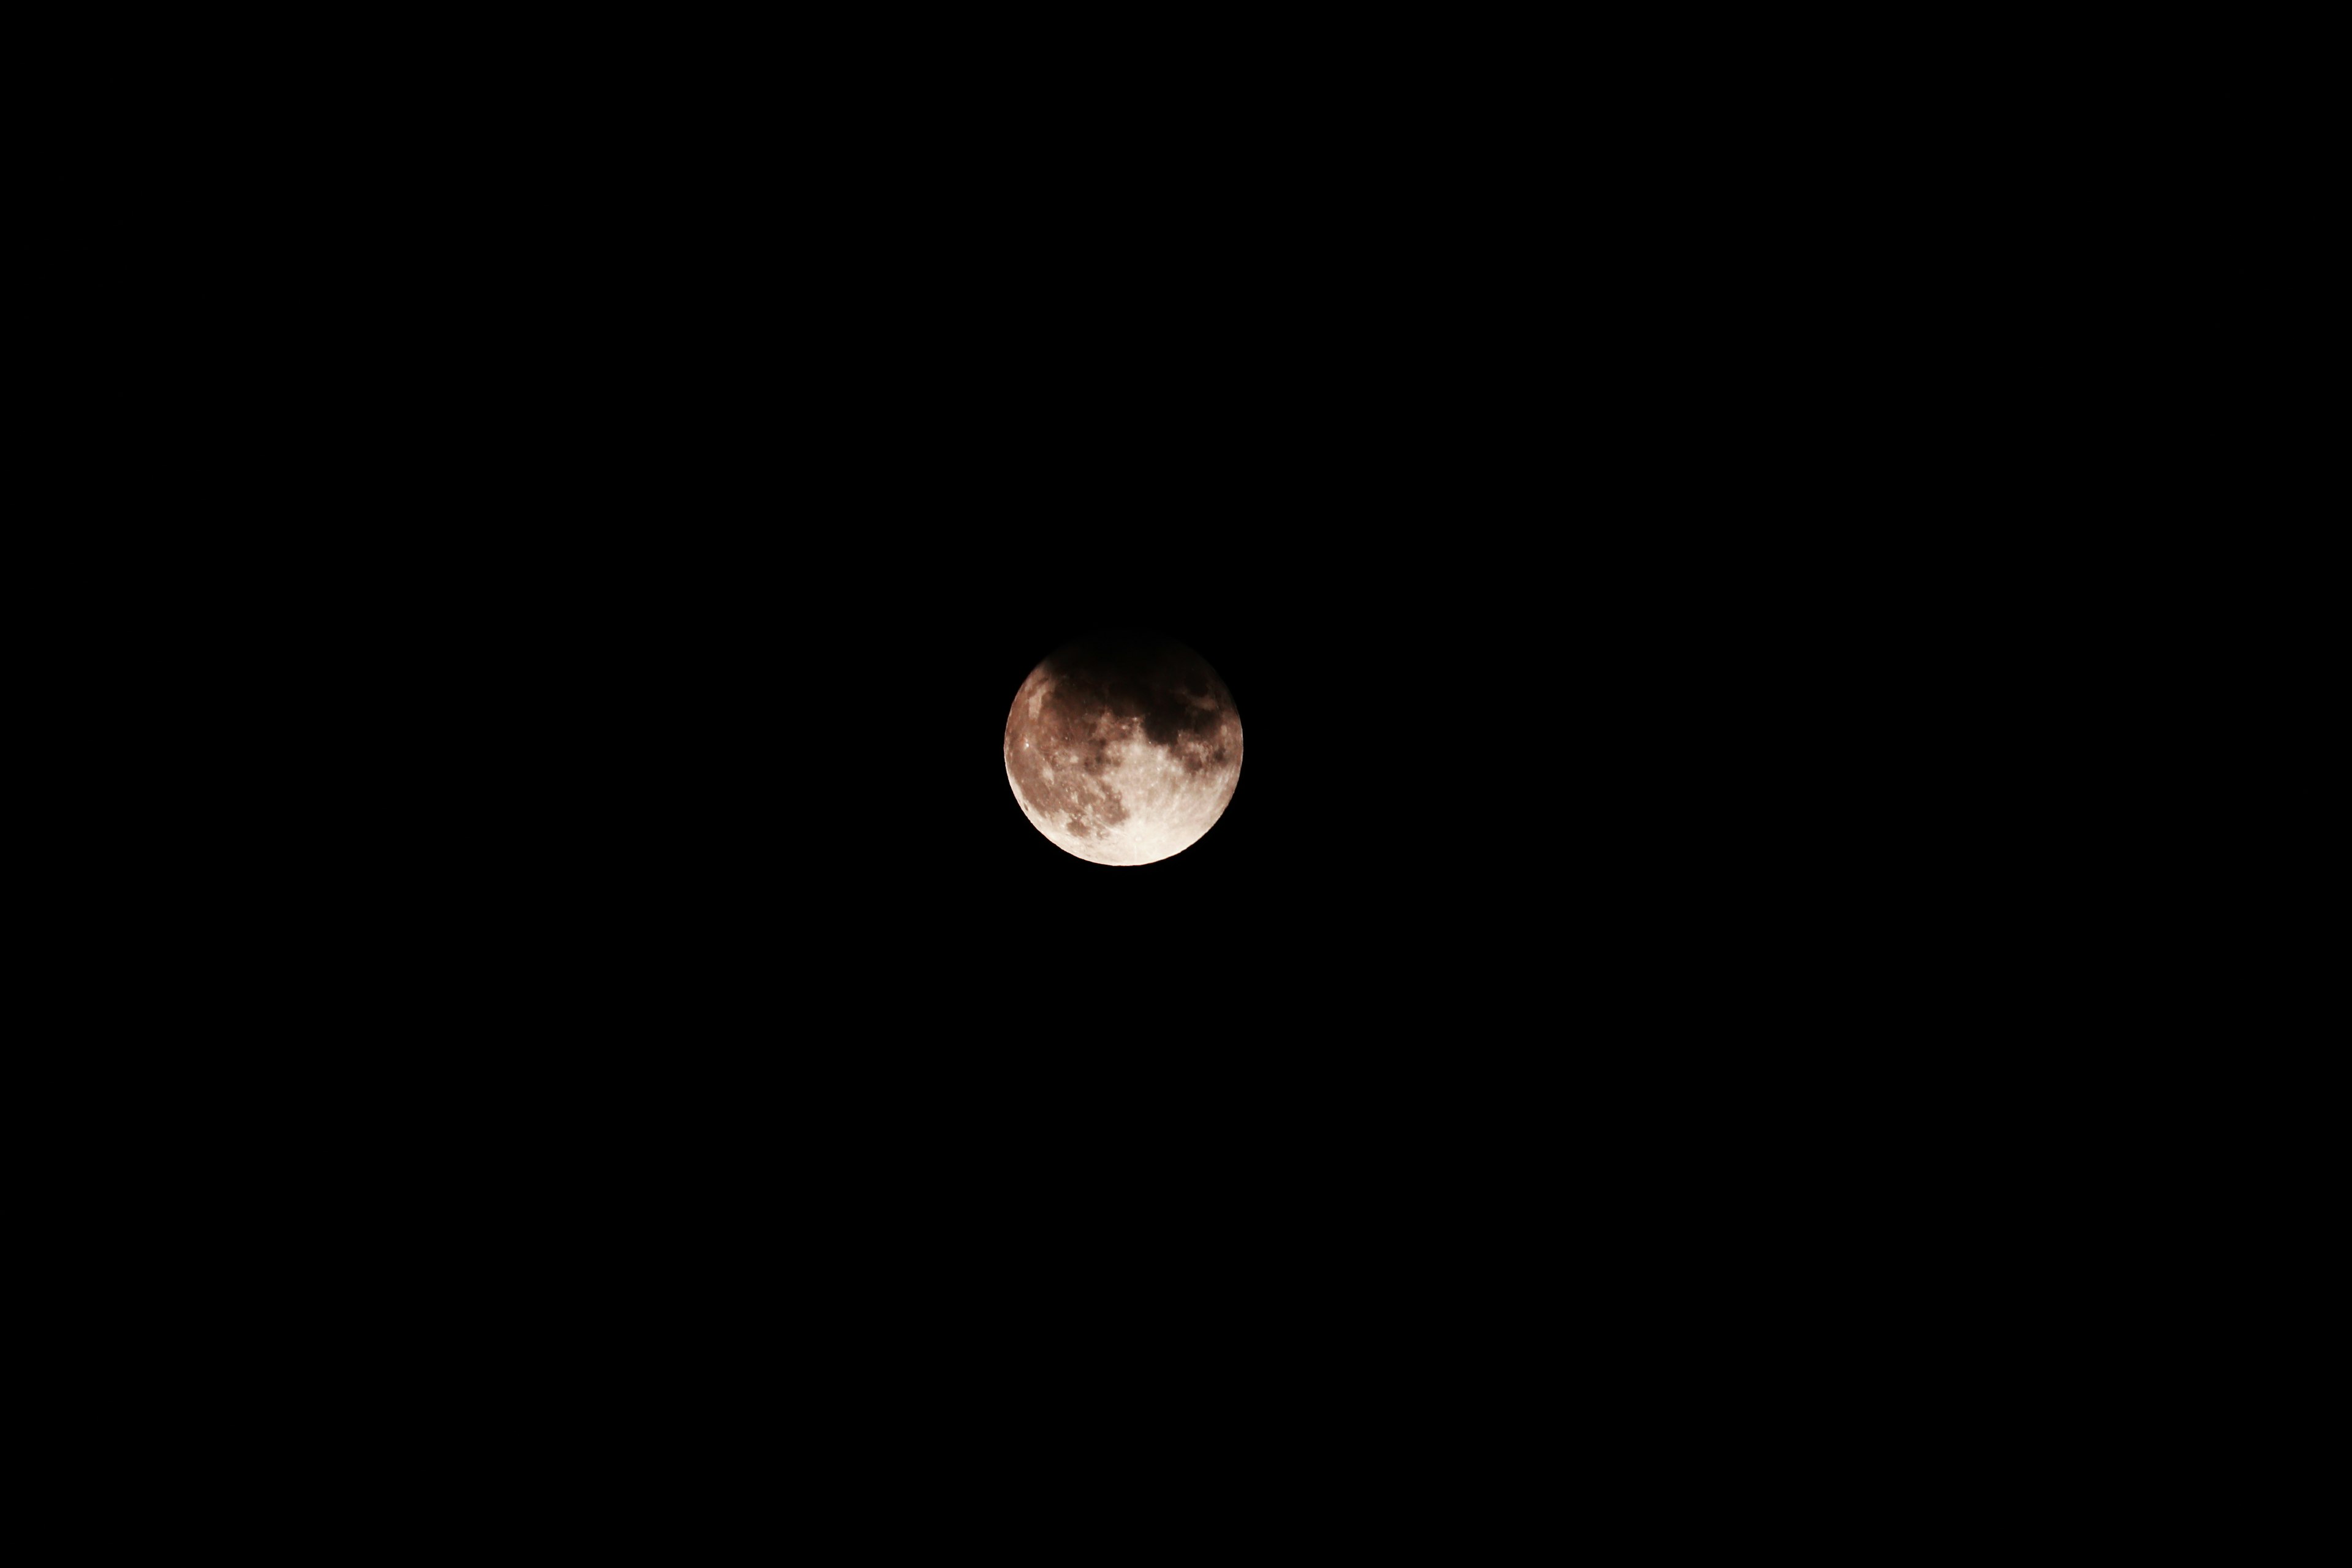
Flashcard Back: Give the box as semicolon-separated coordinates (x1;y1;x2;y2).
309;39;1933;1437
48;15;2059;1518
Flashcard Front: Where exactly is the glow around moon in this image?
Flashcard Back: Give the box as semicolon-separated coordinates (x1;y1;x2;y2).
1003;635;1243;866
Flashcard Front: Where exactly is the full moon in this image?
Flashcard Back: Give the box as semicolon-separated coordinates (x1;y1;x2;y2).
1003;633;1243;866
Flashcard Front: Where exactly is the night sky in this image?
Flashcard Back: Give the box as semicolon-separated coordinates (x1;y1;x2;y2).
355;51;1901;1447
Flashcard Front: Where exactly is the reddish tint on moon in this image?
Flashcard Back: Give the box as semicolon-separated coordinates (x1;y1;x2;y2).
1003;634;1243;866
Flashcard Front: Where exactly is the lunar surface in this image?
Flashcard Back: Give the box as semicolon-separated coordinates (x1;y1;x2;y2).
1003;633;1243;866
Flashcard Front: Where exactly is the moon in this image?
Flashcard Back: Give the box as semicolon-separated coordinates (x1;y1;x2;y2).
1003;633;1243;866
